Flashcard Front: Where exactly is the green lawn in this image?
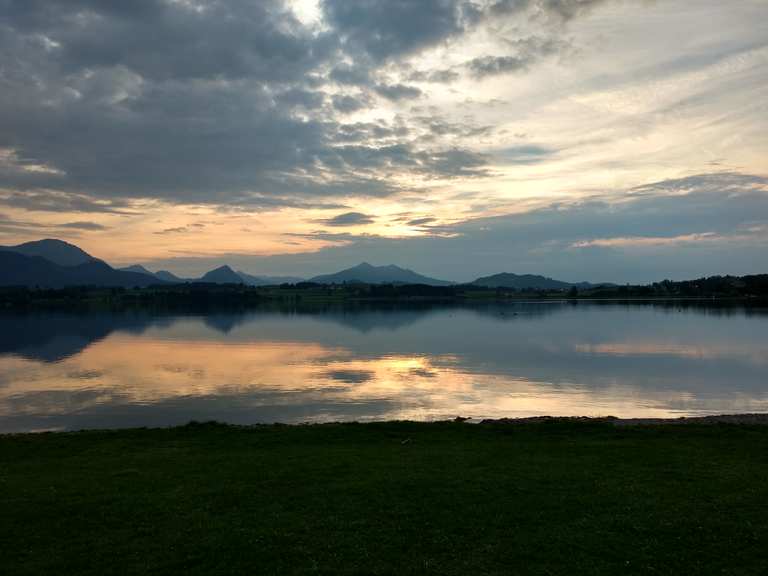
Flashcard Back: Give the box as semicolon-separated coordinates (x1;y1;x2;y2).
1;420;767;575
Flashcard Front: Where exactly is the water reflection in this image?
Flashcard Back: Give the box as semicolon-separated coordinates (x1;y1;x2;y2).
1;303;767;432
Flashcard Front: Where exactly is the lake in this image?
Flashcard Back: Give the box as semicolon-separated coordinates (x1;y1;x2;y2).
1;302;767;432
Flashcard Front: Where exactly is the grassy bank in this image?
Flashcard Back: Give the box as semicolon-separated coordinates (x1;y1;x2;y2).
2;420;767;575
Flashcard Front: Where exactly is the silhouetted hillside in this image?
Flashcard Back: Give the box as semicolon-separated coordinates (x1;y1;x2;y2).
0;239;97;267
471;272;573;290
199;265;243;284
310;263;451;286
155;270;187;283
0;252;161;288
237;270;305;286
118;265;157;277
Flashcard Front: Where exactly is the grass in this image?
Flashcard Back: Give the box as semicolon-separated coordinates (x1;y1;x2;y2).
1;419;767;575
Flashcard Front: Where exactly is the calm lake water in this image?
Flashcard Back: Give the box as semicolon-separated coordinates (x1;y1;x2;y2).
1;302;767;432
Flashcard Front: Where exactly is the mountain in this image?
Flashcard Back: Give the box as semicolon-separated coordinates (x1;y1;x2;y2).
0;251;162;288
0;239;97;267
199;265;243;284
236;270;305;286
155;270;186;283
470;272;580;290
310;262;452;286
118;264;156;277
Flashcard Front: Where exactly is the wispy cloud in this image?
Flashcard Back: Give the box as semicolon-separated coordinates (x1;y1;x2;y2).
317;212;376;227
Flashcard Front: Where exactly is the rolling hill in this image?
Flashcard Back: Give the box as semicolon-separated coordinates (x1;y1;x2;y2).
310;263;452;286
470;272;573;290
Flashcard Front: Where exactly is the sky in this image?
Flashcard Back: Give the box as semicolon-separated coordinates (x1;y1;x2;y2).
0;0;766;283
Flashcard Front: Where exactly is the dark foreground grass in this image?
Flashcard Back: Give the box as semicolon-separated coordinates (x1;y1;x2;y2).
1;420;767;575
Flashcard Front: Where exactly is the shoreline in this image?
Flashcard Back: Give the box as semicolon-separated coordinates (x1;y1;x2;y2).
4;413;768;437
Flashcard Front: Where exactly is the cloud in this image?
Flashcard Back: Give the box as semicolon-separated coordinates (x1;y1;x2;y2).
154;227;188;235
145;172;768;283
466;37;569;78
321;0;474;62
0;0;516;207
318;212;376;227
331;94;370;113
373;83;422;101
407;217;437;226
322;369;375;384
0;0;657;210
494;145;553;164
489;0;612;22
58;221;108;231
329;64;371;86
572;233;721;248
0;190;136;214
0;212;107;235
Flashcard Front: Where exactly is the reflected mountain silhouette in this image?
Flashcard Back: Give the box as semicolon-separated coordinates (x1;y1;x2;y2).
1;301;762;364
2;302;768;433
202;314;251;334
0;313;172;362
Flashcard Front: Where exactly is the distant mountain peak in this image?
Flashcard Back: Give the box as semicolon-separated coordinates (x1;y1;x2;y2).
0;237;97;267
119;264;155;277
154;270;185;283
310;263;451;286
199;265;242;284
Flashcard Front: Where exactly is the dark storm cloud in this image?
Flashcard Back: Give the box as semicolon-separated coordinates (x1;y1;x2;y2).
321;0;477;62
0;190;135;214
329;64;371;86
0;0;636;207
318;212;376;227
331;94;370;114
0;0;399;204
0;0;325;82
277;87;326;110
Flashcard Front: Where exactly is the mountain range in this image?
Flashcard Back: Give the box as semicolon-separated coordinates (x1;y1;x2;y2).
120;263;303;286
0;248;158;288
0;238;607;290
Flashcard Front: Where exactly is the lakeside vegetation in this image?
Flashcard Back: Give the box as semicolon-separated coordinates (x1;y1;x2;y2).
2;419;767;575
2;273;767;309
